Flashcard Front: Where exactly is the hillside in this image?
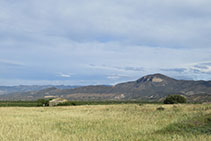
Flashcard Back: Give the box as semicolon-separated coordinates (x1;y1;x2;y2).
1;73;211;102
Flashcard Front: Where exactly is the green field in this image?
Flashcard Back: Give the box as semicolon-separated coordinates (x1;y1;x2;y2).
0;104;210;141
0;100;161;107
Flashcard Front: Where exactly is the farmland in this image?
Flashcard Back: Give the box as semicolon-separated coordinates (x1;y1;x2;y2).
0;104;210;141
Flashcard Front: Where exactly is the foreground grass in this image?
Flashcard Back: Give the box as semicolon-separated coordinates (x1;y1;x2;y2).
0;104;210;141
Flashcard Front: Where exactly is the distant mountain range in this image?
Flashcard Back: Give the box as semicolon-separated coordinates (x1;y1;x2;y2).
1;73;211;102
0;85;79;95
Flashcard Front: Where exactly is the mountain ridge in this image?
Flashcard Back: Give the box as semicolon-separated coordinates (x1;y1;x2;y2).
0;85;80;95
1;73;211;102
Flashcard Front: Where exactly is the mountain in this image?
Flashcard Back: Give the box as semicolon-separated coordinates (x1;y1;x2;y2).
0;85;80;95
1;73;211;102
112;73;211;101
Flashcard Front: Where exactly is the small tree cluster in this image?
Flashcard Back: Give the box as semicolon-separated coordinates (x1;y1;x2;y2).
37;99;51;106
164;95;187;104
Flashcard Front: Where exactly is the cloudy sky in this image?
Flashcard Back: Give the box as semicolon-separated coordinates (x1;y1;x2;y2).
0;0;211;85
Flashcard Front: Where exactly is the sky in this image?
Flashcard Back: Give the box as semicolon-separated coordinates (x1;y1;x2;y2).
0;0;211;86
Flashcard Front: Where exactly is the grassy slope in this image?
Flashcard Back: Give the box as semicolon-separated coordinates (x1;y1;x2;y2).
0;104;210;141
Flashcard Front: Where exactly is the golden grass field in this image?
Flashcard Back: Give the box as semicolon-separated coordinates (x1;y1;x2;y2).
0;104;210;141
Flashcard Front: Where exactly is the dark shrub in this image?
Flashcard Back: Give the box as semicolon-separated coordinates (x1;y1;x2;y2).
138;103;144;106
164;95;187;104
156;106;165;111
37;99;51;106
71;102;77;106
57;102;77;106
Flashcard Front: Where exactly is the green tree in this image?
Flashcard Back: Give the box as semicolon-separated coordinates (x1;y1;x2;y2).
37;99;51;106
164;95;187;104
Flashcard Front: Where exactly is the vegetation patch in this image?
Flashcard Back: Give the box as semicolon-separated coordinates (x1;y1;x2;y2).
0;100;161;107
156;106;165;111
0;101;43;107
158;113;211;135
56;101;161;106
164;95;187;104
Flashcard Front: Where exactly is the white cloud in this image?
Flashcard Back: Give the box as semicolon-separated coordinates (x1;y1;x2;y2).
58;73;72;78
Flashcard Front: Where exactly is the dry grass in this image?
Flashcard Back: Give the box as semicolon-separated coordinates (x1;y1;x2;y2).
0;104;210;141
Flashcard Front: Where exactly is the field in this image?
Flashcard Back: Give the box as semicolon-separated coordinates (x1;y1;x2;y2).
0;104;210;141
0;101;160;107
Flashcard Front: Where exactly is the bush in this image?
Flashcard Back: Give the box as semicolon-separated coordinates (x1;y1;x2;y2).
57;102;76;106
156;106;165;111
164;95;187;104
37;99;51;106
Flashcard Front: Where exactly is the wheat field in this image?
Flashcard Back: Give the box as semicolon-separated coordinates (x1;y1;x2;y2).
0;104;210;141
